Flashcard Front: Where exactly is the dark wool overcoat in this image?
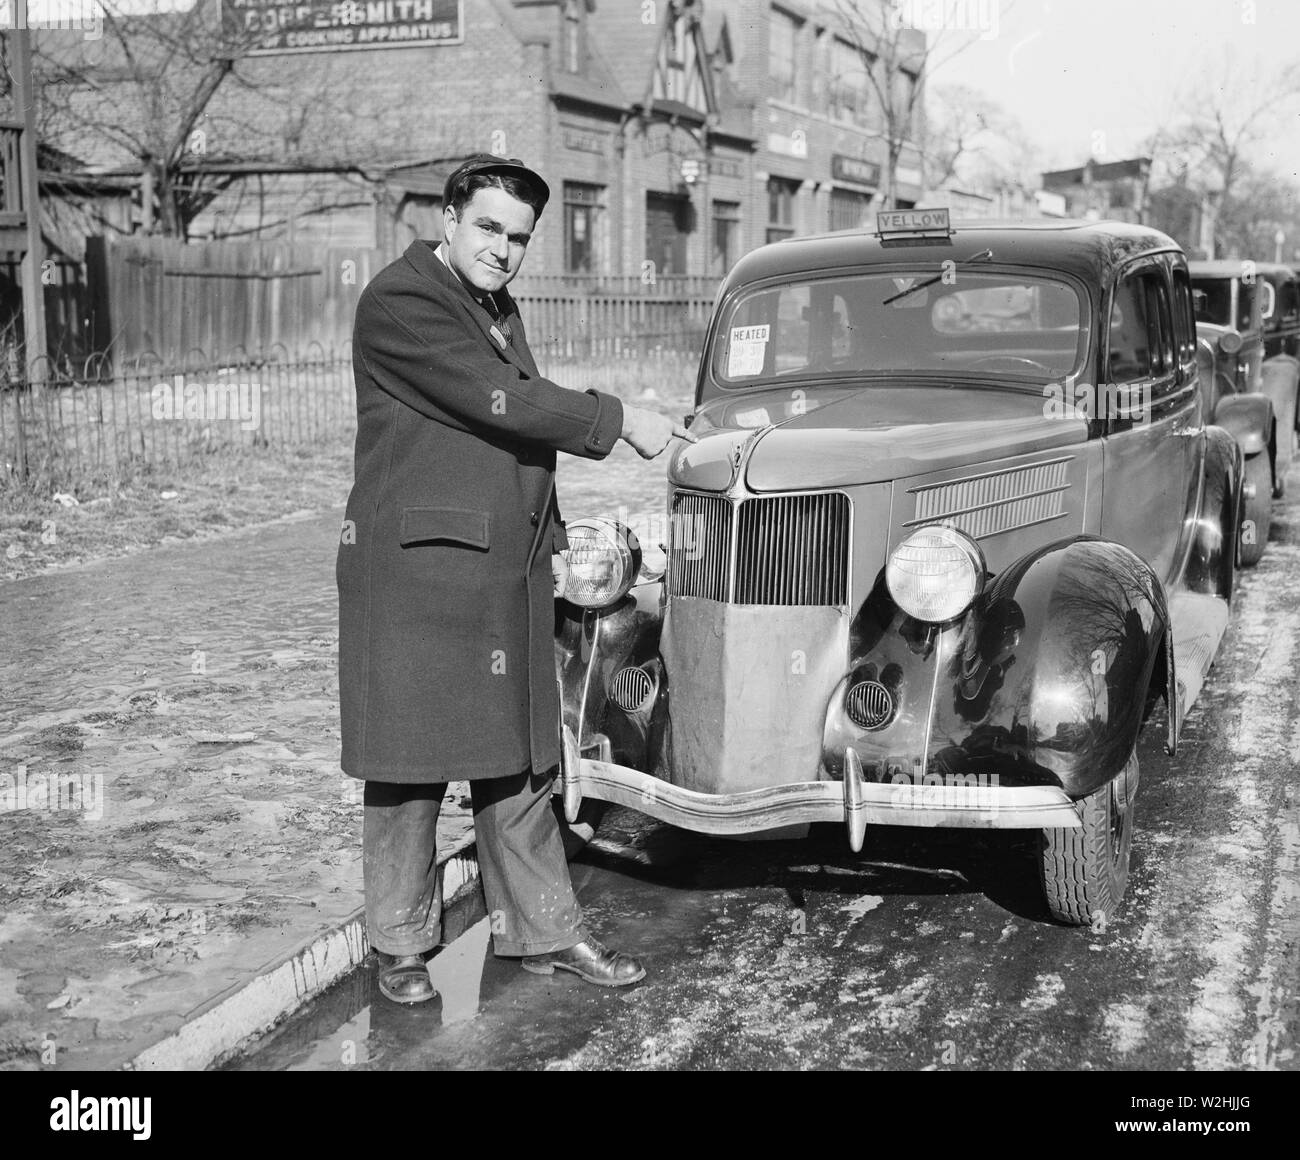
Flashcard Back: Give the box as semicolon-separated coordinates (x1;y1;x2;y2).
338;240;624;782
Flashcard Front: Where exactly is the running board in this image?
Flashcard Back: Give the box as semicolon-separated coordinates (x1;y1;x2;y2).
1169;591;1231;741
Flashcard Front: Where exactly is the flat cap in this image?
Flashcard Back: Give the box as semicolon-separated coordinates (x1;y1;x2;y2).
443;153;551;214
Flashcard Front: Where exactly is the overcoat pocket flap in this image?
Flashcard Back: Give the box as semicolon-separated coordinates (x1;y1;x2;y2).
399;507;491;549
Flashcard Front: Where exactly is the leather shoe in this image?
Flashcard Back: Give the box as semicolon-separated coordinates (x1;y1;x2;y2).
377;953;438;1004
522;936;645;987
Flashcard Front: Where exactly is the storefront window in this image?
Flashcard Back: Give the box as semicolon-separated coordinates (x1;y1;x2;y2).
829;37;871;121
713;200;741;274
829;188;870;232
767;177;798;244
770;6;800;104
646;192;693;276
564;182;604;274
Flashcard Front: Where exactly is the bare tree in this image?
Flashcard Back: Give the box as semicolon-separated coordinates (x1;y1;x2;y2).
926;83;1010;190
33;1;249;236
32;1;368;239
1214;164;1300;261
827;0;996;207
1146;49;1300;257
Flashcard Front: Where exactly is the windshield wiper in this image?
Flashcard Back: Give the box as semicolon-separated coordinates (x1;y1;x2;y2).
881;249;995;306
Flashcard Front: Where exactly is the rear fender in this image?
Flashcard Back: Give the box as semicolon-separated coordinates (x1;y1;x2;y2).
1184;425;1242;603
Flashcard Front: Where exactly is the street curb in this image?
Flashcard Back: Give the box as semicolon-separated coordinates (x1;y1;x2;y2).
127;832;486;1071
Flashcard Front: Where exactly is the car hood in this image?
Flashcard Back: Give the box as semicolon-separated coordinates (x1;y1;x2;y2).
673;383;1088;491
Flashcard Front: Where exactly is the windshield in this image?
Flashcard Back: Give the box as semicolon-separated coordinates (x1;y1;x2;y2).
1191;277;1250;332
712;270;1088;387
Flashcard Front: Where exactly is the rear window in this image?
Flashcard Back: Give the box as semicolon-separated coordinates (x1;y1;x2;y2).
712;270;1087;387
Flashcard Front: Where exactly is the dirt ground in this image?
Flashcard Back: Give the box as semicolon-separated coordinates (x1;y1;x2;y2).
0;376;692;1070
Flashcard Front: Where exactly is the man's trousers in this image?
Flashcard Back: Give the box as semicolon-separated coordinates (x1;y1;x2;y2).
362;767;586;958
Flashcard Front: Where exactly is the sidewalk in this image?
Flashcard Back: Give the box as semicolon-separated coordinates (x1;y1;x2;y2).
0;436;672;1070
0;508;478;1070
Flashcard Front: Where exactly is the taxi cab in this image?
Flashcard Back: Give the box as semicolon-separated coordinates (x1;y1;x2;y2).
554;212;1242;927
1190;259;1299;562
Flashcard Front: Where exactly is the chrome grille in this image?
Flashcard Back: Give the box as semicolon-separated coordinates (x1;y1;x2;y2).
668;493;732;601
907;458;1072;540
668;491;850;606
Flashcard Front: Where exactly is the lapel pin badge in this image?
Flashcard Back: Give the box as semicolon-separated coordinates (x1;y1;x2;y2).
489;325;507;349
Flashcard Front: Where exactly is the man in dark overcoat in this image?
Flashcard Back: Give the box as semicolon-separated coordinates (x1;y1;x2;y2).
337;155;690;1003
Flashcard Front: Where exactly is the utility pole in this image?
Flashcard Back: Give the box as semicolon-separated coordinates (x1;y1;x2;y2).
11;10;48;372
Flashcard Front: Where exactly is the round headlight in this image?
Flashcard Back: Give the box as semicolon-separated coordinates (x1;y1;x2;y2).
560;518;642;609
885;524;985;623
1218;329;1244;355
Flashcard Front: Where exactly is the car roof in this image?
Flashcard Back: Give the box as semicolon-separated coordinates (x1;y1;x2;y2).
1189;259;1248;277
723;218;1183;292
1188;258;1296;277
1250;261;1298;281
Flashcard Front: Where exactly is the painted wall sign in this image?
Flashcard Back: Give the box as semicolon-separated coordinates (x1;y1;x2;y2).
831;154;882;187
224;0;463;55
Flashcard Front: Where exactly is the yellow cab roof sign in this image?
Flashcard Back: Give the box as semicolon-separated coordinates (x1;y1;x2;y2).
875;207;953;245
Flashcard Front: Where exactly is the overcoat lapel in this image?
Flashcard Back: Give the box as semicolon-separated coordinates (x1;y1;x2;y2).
404;241;535;377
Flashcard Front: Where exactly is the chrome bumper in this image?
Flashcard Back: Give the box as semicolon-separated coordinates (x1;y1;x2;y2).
561;731;1080;850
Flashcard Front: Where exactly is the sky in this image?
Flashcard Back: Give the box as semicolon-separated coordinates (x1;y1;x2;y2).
929;0;1300;177
12;0;1300;179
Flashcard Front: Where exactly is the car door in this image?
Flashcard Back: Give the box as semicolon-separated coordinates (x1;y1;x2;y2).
1099;258;1201;586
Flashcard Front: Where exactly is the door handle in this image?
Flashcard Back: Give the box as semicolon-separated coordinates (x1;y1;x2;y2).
1172;425;1204;437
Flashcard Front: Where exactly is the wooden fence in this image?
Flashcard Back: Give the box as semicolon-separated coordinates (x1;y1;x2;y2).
1;256;93;370
84;237;384;368
77;238;721;372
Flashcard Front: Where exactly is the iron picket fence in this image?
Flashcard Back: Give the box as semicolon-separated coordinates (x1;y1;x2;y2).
0;346;355;491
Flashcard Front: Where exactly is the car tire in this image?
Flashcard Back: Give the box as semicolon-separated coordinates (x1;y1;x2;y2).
1240;453;1272;568
1039;753;1138;927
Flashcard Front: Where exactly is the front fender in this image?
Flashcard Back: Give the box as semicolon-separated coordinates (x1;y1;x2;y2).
1261;355;1298;475
932;537;1169;800
1214;393;1274;456
554;582;664;768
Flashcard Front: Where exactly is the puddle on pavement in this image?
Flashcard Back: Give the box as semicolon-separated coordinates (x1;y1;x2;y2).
225;812;993;1070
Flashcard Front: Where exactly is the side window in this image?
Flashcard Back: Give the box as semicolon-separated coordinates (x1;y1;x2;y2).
1108;269;1173;383
1146;273;1175;375
1108;274;1152;382
1282;278;1300;326
1172;269;1195;365
1237;282;1254;333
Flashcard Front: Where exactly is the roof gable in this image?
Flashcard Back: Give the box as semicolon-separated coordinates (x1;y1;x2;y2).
649;0;716;117
586;0;714;113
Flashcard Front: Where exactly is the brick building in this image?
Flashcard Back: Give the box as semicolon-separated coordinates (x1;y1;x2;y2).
1040;157;1153;225
41;0;927;278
